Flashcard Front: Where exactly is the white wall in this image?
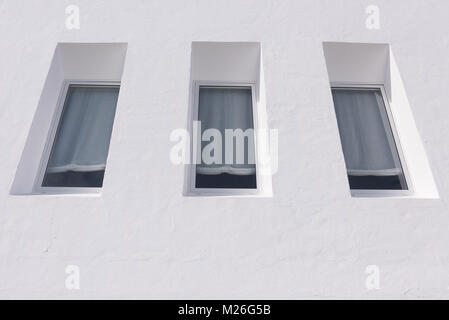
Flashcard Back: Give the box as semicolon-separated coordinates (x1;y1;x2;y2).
1;0;449;299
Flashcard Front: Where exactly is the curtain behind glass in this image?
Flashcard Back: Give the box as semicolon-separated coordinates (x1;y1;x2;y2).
197;86;256;176
45;86;119;174
331;88;403;176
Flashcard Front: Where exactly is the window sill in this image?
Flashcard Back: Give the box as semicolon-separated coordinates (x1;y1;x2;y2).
350;190;439;199
184;189;272;198
26;187;102;197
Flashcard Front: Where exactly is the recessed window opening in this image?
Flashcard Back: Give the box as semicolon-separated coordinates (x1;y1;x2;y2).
331;85;408;191
38;82;120;190
185;42;272;197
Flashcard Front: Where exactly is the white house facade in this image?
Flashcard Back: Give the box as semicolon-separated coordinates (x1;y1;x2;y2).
0;0;449;299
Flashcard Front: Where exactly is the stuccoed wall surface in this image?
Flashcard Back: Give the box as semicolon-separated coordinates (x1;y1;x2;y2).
0;0;448;299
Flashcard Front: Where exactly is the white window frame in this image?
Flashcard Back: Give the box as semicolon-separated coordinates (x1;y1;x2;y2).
186;81;262;197
330;82;413;198
33;80;120;195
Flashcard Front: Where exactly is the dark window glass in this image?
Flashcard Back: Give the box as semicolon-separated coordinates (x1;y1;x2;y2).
42;85;119;188
331;87;407;190
195;86;257;189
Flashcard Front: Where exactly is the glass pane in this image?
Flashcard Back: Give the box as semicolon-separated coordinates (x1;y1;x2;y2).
195;86;257;189
331;87;407;190
42;85;120;188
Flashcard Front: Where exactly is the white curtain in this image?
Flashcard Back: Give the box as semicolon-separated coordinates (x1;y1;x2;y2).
331;89;403;176
46;86;119;173
197;87;256;175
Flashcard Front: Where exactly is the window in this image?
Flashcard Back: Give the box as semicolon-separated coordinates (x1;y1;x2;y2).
191;83;258;193
37;81;120;192
331;85;409;194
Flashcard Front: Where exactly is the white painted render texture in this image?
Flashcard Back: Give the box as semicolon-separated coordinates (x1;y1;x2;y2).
0;0;449;299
